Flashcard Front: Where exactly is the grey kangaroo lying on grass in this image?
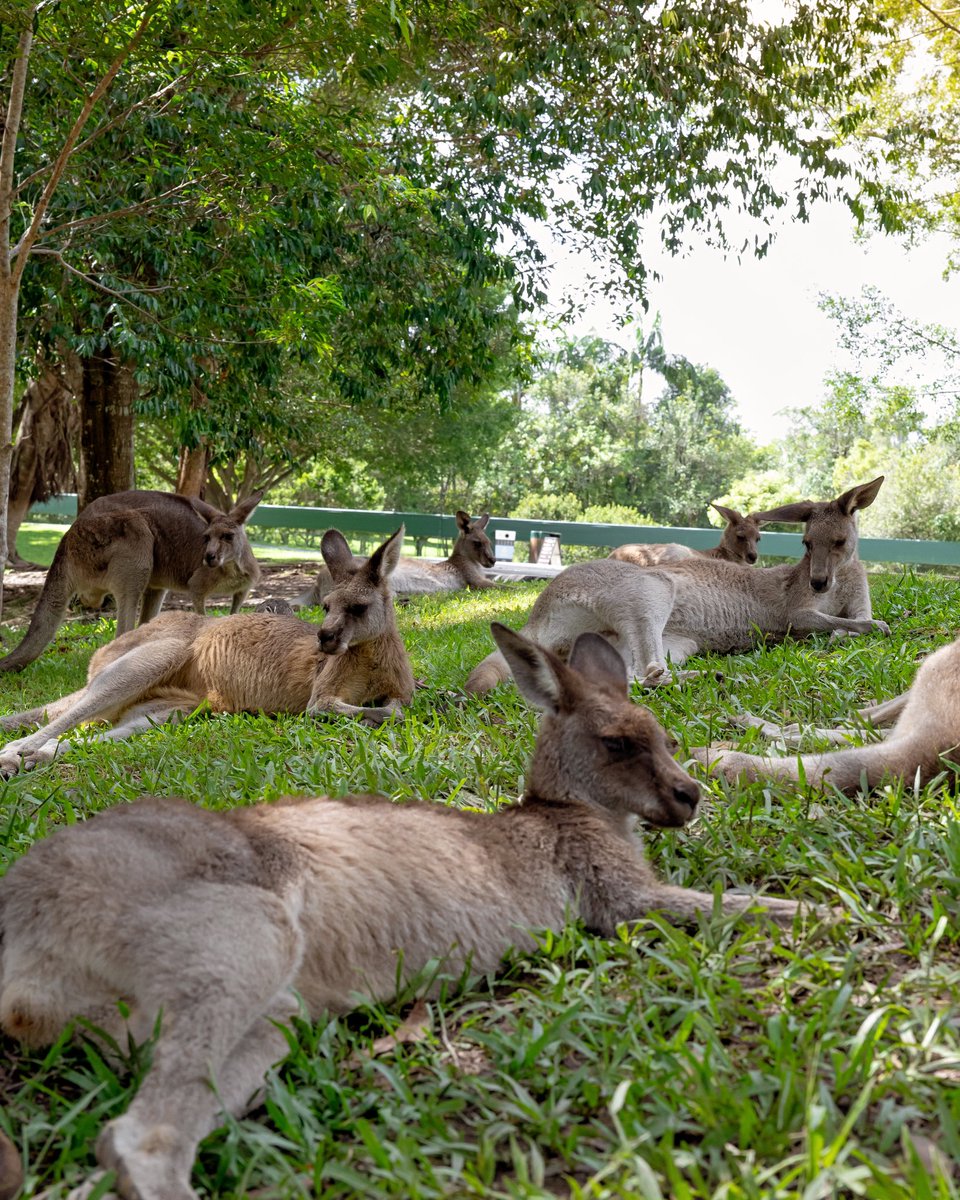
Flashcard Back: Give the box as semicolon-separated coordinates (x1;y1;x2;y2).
609;504;762;567
467;477;887;694
0;528;414;777
297;510;496;605
0;623;805;1200
0;489;263;673
691;634;960;793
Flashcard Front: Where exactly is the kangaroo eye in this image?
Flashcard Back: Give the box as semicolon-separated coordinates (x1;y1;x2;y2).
222;532;234;541
834;539;846;549
600;735;635;758
348;603;368;618
802;539;811;549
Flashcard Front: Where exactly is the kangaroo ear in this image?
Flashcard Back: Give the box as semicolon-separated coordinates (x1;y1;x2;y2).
367;526;405;583
835;476;884;515
187;497;215;525
229;490;264;525
321;529;356;582
491;622;567;712
568;633;629;696
711;503;741;525
455;510;472;533
473;513;491;531
750;501;817;524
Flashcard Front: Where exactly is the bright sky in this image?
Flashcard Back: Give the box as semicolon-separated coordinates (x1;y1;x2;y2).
552;203;959;444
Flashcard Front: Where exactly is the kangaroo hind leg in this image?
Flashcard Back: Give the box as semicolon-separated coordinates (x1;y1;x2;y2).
0;636;192;777
72;883;302;1200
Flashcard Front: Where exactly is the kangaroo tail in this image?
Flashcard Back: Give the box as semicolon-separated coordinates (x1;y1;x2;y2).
466;648;511;695
0;540;73;672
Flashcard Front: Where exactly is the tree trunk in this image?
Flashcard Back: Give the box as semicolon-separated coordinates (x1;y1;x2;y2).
7;358;80;562
176;441;209;497
77;350;136;509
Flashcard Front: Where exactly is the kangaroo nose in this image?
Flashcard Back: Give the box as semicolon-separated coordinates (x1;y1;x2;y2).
672;780;700;814
747;552;757;564
811;577;829;593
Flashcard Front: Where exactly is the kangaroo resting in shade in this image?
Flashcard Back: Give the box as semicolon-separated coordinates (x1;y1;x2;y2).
0;490;263;673
0;527;414;777
691;634;960;793
0;622;805;1200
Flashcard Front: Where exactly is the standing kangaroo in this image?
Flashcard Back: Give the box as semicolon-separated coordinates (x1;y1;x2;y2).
0;490;263;673
0;528;414;776
0;624;804;1200
467;478;887;693
609;505;762;567
691;634;960;793
297;511;496;605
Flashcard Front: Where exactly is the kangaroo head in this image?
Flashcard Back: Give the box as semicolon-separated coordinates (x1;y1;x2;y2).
492;623;700;828
455;510;496;568
751;476;883;594
711;503;761;565
193;491;262;569
317;526;403;656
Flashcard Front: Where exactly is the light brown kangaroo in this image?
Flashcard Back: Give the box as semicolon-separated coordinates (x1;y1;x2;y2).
0;490;263;673
467;478;887;693
691;634;960;793
609;505;762;567
0;528;414;777
297;511;496;605
0;623;805;1200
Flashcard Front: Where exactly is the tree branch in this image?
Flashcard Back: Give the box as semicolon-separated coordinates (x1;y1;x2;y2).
10;0;162;284
35;179;200;241
14;73;193;196
914;0;960;37
0;13;36;280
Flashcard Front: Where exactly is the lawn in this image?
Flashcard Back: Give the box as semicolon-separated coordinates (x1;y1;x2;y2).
0;571;958;1199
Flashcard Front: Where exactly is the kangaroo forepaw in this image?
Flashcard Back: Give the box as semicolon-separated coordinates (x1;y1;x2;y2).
95;1118;199;1200
65;1171;121;1199
360;705;402;727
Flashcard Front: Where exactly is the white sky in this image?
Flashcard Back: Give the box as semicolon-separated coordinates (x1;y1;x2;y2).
550;203;959;444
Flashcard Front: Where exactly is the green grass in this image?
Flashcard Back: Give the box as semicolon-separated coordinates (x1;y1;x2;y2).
1;573;959;1199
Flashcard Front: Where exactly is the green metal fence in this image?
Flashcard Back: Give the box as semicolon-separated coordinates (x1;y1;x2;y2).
25;495;960;567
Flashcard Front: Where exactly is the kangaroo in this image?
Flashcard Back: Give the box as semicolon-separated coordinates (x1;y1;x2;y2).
0;623;804;1200
0;490;263;673
0;528;414;776
467;478;887;694
297;511;496;605
691;634;960;793
609;505;761;567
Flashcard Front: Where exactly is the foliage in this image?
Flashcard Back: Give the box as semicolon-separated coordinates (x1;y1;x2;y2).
1;574;959;1197
475;332;757;526
853;0;960;261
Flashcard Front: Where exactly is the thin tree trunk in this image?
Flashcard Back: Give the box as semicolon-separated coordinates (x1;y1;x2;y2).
0;17;36;622
176;441;209;497
78;350;136;508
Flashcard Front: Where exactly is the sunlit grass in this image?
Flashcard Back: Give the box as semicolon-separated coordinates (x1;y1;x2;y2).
1;572;959;1198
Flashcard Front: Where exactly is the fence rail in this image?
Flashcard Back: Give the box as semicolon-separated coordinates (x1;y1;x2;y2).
26;495;960;567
